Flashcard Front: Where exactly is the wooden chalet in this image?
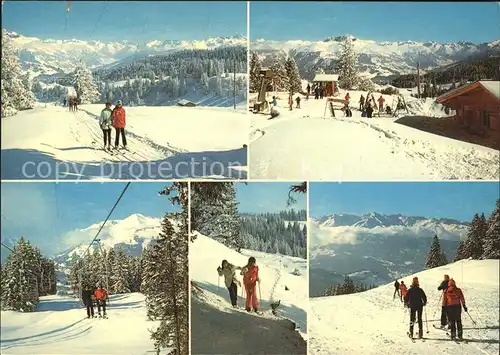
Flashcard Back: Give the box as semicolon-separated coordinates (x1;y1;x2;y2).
177;99;197;107
436;80;499;132
312;74;339;96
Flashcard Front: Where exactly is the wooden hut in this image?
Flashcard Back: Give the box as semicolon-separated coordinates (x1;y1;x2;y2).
312;74;339;96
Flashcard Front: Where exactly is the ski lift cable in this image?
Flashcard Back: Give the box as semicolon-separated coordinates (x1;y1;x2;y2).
1;241;14;253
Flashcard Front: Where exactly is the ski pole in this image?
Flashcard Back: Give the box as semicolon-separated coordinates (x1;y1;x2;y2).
217;275;220;293
258;280;262;304
424;307;429;333
403;307;408;323
466;311;477;326
433;292;443;318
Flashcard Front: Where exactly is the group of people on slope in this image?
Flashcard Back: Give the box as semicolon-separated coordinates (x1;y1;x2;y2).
99;101;127;151
81;284;109;319
217;257;260;313
63;96;79;112
393;274;468;340
358;94;388;118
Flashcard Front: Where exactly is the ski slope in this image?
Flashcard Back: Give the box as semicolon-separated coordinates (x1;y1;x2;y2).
310;260;500;355
249;91;499;180
1;104;248;179
0;293;164;354
190;233;307;355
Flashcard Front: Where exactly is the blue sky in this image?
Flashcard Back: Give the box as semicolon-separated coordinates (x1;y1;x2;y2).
250;2;500;43
1;182;178;256
236;182;306;214
309;182;499;222
2;1;246;42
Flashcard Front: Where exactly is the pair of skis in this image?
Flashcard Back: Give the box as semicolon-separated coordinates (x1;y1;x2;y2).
407;332;425;342
432;324;469;344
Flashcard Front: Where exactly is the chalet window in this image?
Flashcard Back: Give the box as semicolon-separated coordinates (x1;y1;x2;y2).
483;111;490;128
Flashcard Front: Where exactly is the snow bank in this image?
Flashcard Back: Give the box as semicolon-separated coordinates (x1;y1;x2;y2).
190;233;307;354
310;260;500;355
0;293;163;354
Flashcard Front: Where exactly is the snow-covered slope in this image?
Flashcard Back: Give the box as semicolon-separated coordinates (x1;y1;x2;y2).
310;260;500;355
248;89;499;180
6;30;246;77
252;36;500;80
190;233;307;354
1;104;248;179
0;293;165;354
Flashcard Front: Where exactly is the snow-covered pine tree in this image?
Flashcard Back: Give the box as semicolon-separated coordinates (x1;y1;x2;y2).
73;62;100;104
110;248;130;294
1;30;36;117
201;72;209;95
249;52;262;93
285;57;302;94
463;213;485;259
270;59;288;92
454;241;466;261
482;199;500;259
425;235;447;269
338;36;359;90
358;77;376;91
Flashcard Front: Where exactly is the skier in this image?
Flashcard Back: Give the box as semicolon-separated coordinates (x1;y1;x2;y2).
93;285;108;318
359;95;365;111
74;97;79;111
393;279;400;300
217;260;242;308
112;100;127;150
399;281;408;302
377;95;385;113
270;105;280;119
319;86;324;99
288;95;293;111
444;279;467;340
271;96;277;106
295;96;301;108
81;285;95;318
241;257;260;313
404;277;427;339
99;102;113;151
366;102;374;118
437;274;451;329
306;83;311;95
314;86;319;100
344;92;350;104
63;98;67;107
69;97;74;112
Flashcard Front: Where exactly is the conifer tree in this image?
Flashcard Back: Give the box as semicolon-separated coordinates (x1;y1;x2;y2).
463;214;485;259
482;199;500;259
425;235;448;268
73;62;100;104
111;248;130;294
454;240;466;262
338;36;359;89
285;57;302;94
249;52;262;93
270;59;288;92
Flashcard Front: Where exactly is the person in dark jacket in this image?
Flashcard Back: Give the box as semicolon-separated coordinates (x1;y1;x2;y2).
393;280;400;300
366;102;374;118
437;274;451;328
81;286;95;318
404;277;427;339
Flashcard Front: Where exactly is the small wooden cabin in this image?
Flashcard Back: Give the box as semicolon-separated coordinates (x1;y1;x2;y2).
312;74;339;96
436;80;499;132
177;99;197;107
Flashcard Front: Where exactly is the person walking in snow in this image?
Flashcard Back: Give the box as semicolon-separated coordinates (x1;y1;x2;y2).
241;256;260;313
366;102;374;118
319;86;324;99
399;281;408;303
359;95;365;111
295;96;301;108
93;285;108;318
288;95;293;111
404;277;427;339
306;83;311;95
217;259;242;308
314;86;319;100
63;98;67;108
393;279;400;300
99;102;113;151
271;96;277;106
437;274;451;329
112;100;127;150
82;285;95;318
377;95;385;114
444;279;467;340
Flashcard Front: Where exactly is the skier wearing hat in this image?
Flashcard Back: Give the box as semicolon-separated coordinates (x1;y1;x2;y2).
93;284;109;318
404;277;427;339
444;279;467;340
112;100;127;150
99;102;113;151
437;274;451;329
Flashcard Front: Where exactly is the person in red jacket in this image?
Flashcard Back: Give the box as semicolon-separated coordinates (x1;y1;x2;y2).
399;281;408;303
241;257;260;313
377;95;385;114
93;285;109;318
112;100;127;150
444;279;467;340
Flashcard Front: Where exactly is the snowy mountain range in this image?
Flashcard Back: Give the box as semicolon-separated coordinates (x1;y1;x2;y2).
6;30;247;78
309;212;469;296
251;36;500;81
53;213;168;267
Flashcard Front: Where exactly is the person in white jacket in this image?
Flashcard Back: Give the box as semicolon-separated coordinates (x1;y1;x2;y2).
99;102;113;150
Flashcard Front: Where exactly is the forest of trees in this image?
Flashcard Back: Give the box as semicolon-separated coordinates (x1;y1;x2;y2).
67;183;189;354
1;29;36;117
425;199;500;269
190;182;307;258
249;52;302;94
391;57;500;93
1;237;57;312
322;275;377;297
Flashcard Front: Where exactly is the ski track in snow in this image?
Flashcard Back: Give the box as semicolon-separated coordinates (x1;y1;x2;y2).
190;234;307;354
0;293;164;354
249;91;499;180
309;260;500;355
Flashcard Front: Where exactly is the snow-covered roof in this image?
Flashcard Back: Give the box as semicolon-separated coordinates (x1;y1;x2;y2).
313;74;339;82
479;81;500;99
177;99;196;106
